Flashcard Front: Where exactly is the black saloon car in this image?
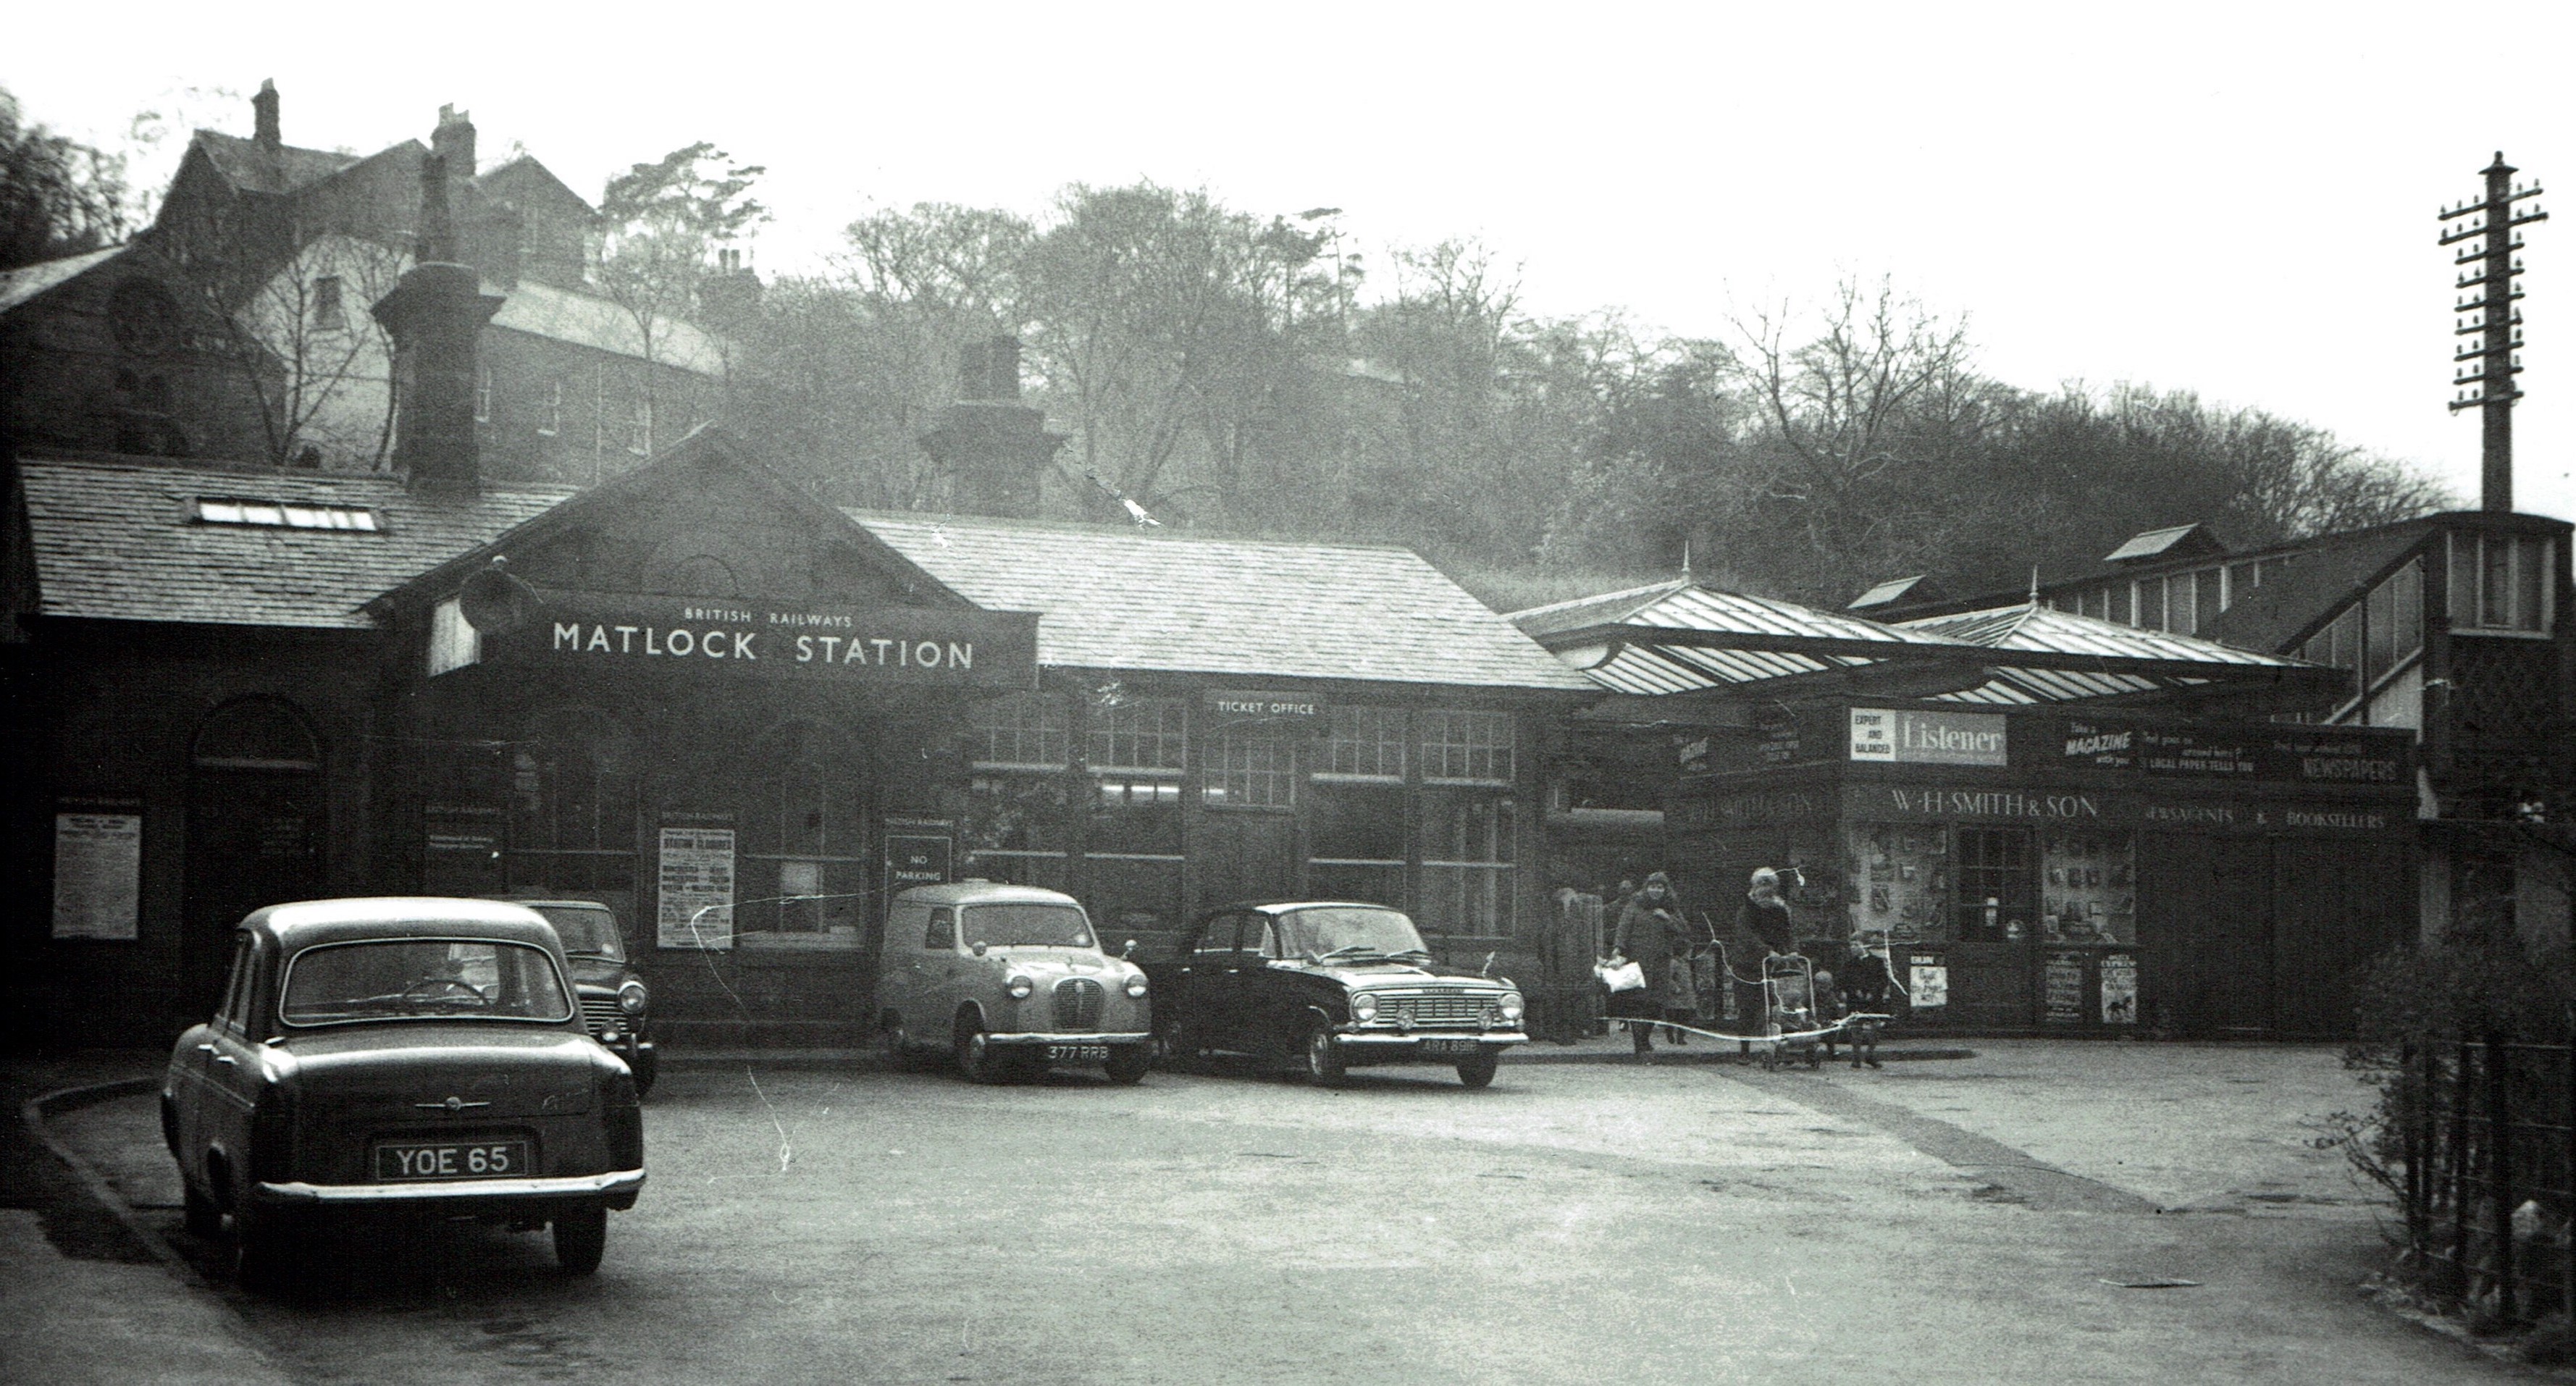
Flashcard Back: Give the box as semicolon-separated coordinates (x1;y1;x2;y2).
160;899;646;1287
503;899;656;1095
1144;902;1526;1087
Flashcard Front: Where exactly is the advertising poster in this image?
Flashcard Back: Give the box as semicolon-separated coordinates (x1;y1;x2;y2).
1850;708;2007;767
658;826;737;949
51;812;142;940
2099;954;2140;1025
2042;953;2086;1025
1908;956;1949;1009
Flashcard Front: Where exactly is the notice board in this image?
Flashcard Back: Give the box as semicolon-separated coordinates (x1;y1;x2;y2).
658;825;737;949
52;812;142;940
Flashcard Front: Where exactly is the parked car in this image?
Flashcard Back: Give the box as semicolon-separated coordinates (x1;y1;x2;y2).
159;898;646;1287
496;898;656;1096
1143;902;1527;1088
872;881;1152;1083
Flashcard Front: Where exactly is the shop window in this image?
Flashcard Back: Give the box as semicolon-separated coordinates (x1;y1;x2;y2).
740;722;863;942
1848;823;1950;945
508;707;636;902
1954;827;2037;944
1310;781;1405;906
1321;707;1405;781
963;774;1069;892
1422;710;1512;785
1419;789;1513;934
1208;730;1293;810
2041;831;2134;944
2450;533;2554;634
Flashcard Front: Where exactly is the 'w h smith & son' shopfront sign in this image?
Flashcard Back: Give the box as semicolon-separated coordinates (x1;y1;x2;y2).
484;592;1039;687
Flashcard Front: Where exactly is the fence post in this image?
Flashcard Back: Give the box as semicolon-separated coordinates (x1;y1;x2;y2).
2402;1042;2424;1264
2489;1032;2516;1323
2451;1040;2475;1300
2564;1006;2575;1323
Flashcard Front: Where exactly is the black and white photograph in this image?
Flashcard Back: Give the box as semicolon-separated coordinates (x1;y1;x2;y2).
2;3;2572;1380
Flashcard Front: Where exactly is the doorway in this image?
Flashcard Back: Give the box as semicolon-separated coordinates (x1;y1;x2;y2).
2141;833;2273;1035
182;700;323;1025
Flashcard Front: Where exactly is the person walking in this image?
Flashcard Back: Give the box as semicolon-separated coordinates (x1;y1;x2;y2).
1608;873;1690;1057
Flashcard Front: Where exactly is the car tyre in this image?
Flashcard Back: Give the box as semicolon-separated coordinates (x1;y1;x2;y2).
232;1206;299;1293
1103;1045;1150;1085
1304;1026;1347;1088
182;1180;223;1240
955;1020;1007;1085
553;1204;607;1275
1456;1051;1501;1089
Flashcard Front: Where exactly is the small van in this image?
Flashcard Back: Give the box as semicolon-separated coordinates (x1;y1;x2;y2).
873;881;1152;1083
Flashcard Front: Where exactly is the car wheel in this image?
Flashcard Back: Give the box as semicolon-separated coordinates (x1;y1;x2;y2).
876;1022;914;1070
955;1020;1007;1084
1303;1026;1347;1087
182;1180;222;1240
553;1205;607;1275
1103;1045;1150;1085
1456;1051;1501;1089
232;1206;299;1293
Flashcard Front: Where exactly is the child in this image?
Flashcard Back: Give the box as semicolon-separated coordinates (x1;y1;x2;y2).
1837;933;1892;1070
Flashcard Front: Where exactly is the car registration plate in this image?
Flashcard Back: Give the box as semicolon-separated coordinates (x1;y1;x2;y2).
1420;1038;1483;1056
374;1140;529;1181
1047;1043;1109;1062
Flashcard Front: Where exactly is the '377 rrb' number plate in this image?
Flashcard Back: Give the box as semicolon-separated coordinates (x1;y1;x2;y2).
375;1141;529;1181
1046;1043;1109;1062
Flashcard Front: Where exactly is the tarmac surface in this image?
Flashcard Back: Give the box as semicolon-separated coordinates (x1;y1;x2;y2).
1;1033;2520;1384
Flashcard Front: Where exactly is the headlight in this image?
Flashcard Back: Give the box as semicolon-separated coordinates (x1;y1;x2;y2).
1006;975;1035;1000
1498;992;1525;1023
1351;992;1378;1022
618;980;648;1015
1123;974;1149;999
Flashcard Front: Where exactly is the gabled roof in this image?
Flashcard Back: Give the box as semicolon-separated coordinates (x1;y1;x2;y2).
0;245;125;316
858;513;1595;692
1506;579;1692;638
188;130;362;196
491;279;729;376
2105;522;2227;565
17;454;569;629
1899;602;2299;667
475;156;596;217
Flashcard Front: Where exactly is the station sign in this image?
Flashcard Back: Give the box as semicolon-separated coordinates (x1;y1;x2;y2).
1203;689;1328;725
475;591;1039;689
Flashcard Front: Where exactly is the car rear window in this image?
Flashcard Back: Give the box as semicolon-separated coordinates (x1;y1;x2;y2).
281;939;574;1025
961;904;1094;949
529;905;626;962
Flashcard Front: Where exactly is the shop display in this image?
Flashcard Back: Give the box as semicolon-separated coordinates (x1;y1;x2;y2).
2041;831;2134;944
1847;823;1951;944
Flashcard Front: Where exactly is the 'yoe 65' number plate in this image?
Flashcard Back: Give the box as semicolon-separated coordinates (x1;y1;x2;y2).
375;1141;529;1180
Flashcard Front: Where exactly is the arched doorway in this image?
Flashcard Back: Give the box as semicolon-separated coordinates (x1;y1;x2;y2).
182;697;324;1022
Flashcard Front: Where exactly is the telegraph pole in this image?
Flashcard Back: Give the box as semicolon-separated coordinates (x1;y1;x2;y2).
2441;153;2548;512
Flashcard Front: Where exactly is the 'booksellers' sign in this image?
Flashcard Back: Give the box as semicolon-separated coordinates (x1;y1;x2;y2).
1849;708;2007;766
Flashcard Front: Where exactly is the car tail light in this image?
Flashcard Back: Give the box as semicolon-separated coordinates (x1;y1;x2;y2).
248;1090;296;1183
600;1068;642;1169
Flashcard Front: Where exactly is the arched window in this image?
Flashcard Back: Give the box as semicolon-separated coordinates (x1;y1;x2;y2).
744;721;865;941
652;553;740;598
193;697;321;771
508;707;636;902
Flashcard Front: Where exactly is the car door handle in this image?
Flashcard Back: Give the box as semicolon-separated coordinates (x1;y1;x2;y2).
211;1052;236;1066
196;1043;217;1053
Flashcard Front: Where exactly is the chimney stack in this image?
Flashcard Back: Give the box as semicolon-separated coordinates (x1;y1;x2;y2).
432;104;477;179
253;79;280;149
373;152;504;492
918;335;1063;517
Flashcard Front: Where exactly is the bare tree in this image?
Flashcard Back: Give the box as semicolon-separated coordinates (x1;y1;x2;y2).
0;88;128;270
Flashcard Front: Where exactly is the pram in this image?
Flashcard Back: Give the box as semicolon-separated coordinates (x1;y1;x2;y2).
1760;952;1824;1070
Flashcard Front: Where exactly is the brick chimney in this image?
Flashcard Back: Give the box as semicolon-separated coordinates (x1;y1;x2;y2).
432;104;476;178
918;335;1065;518
373;153;504;492
253;79;280;149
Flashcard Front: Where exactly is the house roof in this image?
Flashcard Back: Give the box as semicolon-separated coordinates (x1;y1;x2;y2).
0;245;126;316
490;279;729;376
189;130;364;196
16;455;569;629
856;512;1595;692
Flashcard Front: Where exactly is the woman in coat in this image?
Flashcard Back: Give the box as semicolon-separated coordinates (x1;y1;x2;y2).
1610;873;1691;1056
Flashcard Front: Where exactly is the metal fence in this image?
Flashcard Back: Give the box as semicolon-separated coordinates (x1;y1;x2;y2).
2397;1029;2576;1322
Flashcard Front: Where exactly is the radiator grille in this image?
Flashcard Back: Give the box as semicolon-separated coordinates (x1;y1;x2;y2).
1053;978;1105;1031
579;996;622;1038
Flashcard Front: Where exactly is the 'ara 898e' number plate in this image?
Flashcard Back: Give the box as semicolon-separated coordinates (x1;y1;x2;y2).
374;1141;529;1181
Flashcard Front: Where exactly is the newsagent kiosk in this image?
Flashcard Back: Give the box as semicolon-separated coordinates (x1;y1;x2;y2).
1666;702;2418;1038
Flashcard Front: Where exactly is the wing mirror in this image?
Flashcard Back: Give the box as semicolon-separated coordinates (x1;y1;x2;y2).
970;941;989;957
1120;939;1138;959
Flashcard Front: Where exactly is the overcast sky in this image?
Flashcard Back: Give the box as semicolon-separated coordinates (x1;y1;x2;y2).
11;1;2572;530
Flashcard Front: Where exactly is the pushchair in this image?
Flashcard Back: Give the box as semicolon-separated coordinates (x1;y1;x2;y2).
1761;952;1824;1070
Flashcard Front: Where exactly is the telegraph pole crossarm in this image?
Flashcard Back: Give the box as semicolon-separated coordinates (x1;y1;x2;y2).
2440;153;2546;507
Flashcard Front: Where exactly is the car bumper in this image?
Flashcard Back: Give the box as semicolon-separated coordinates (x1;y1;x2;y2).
984;1032;1152;1047
1335;1031;1525;1051
255;1167;646;1209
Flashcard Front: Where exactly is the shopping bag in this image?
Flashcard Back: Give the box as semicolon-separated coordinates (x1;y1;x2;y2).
1595;958;1645;994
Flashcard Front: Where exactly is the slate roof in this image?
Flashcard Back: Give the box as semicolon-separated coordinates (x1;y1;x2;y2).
2104;522;2224;564
2197;524;2435;654
855;512;1594;691
190;130;363;196
492;280;729;377
17;455;569;629
0;246;125;316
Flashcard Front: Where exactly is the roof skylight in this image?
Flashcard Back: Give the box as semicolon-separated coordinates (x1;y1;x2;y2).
196;497;382;532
